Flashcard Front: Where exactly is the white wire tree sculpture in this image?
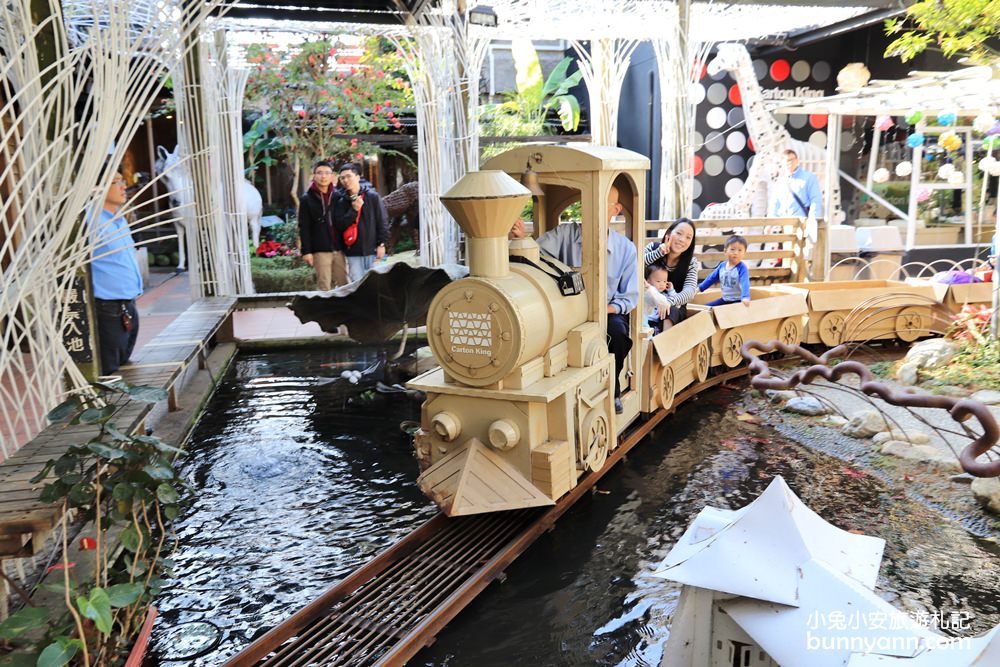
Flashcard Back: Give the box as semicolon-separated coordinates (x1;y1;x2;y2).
0;0;225;459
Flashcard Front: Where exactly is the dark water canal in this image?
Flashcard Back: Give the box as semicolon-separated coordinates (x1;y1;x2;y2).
147;349;1000;666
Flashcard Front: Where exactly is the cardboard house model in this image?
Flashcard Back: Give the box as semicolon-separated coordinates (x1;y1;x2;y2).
654;476;1000;666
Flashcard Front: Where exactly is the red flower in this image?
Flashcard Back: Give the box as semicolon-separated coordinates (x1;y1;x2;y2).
386;111;394;119
47;562;76;573
393;120;402;129
376;70;384;77
350;138;358;147
296;109;306;118
79;537;97;550
355;152;363;160
336;126;344;133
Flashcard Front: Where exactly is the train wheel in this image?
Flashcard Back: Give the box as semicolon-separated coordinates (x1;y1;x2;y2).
720;329;744;368
818;311;847;347
694;342;710;382
660;366;675;409
582;408;609;472
777;317;801;347
896;307;926;342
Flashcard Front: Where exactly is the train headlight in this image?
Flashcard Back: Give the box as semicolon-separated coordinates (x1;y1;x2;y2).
430;411;462;442
488;419;520;451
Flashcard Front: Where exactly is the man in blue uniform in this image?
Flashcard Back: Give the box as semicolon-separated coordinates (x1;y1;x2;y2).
771;149;823;219
89;171;143;375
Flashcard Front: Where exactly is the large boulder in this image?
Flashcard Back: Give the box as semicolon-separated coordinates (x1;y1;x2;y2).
881;441;959;470
783;396;830;416
842;410;888;438
971;476;1000;514
895;361;919;386
903;338;958;370
971;389;1000;405
872;429;930;445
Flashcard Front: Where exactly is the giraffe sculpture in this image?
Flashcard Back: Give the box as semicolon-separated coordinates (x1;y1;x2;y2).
701;43;841;222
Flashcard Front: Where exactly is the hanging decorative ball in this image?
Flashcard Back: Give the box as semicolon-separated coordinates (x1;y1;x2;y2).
948;171;964;186
895;161;913;177
937;111;957;126
983;135;1000;150
973;112;998;134
980;156;998;173
986;121;1000;136
937;163;955;179
990;160;1000;178
907;132;925;148
874;115;894;132
837;63;871;91
905;110;924;125
916;186;932;203
938;131;962;151
872;167;891;183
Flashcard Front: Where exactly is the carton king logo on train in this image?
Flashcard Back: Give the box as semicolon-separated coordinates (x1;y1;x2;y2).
449;311;492;356
762;86;825;100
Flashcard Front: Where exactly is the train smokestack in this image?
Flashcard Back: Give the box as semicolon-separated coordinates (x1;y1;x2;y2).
440;170;530;278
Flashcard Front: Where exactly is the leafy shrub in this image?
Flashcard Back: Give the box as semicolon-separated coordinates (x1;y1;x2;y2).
251;255;315;292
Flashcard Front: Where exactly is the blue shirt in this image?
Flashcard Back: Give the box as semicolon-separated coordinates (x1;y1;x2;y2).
537;222;639;315
771;166;823;218
699;261;750;302
89;207;143;300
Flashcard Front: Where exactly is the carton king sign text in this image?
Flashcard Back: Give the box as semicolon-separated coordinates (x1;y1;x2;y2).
762;86;825;100
449;311;493;356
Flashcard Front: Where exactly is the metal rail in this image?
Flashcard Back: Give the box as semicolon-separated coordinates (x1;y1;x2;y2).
225;368;748;667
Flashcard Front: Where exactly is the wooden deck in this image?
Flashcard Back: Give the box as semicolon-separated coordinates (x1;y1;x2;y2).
0;296;236;559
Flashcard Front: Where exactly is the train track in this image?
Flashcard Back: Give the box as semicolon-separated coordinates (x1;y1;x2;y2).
224;367;749;667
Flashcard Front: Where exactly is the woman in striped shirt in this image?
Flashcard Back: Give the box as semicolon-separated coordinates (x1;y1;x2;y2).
643;218;699;330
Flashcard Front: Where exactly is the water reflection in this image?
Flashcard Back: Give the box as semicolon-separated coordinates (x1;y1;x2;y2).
147;348;433;665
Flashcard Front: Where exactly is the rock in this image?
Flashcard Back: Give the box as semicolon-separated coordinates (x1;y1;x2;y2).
935;385;970;398
766;389;797;404
895;362;919;385
971;476;1000;514
872;429;930;445
842;410;888;438
903;338;958;369
783;396;830;416
881;441;960;469
971;389;1000;405
817;415;849;428
949;473;974;484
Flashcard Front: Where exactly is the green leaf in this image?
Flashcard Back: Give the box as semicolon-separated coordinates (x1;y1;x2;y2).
53;455;78;477
85;443;127;460
554;95;581;132
46;398;81;422
540;57;572;99
511;37;543;105
120;525;141;552
78;405;115;425
163;504;180;520
77;588;113;635
156;483;179;504
0;607;49;640
106;582;144;608
39;482;67;504
104;424;129;442
0;652;38;667
125;385;168;403
29;460;56;484
143;463;175;480
36;638;80;667
112;483;134;501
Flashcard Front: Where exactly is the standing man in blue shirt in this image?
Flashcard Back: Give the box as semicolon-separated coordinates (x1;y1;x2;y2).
537;185;638;414
771;149;823;218
89;170;143;375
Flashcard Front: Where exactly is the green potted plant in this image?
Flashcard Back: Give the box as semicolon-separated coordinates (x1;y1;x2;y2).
0;382;184;667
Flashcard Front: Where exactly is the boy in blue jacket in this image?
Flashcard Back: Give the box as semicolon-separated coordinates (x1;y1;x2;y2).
698;235;751;307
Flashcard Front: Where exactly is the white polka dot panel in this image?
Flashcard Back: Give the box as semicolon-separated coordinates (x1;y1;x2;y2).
727;107;744;126
812;61;831;82
725;178;744;198
791;60;810;82
840;131;855;151
808;131;828;147
691;203;702;218
725;131;746;153
725;155;745;175
774;113;787;124
752;59;767;80
690;82;706;104
707;83;727;104
692;179;703;199
788;114;808;129
710;67;727;81
706;108;727;130
705;131;725;152
703;155;724;176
